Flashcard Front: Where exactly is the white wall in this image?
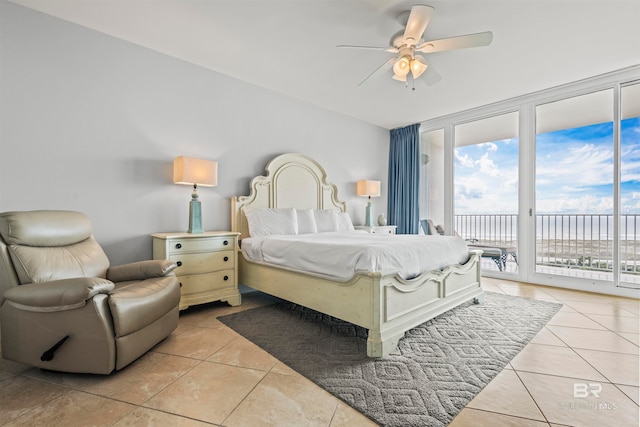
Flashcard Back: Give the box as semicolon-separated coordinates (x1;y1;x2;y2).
0;2;389;265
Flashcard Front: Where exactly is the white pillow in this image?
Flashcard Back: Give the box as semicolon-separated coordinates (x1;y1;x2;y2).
244;208;298;237
296;209;318;234
314;209;341;232
337;212;355;231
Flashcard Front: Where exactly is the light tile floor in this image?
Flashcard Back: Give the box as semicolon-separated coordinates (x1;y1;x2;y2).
1;278;638;426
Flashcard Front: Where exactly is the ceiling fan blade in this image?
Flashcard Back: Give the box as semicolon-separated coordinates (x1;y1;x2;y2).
337;44;399;53
403;5;434;45
359;57;397;86
420;64;441;85
416;31;493;53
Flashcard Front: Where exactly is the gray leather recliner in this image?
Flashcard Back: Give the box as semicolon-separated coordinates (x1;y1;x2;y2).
0;210;180;374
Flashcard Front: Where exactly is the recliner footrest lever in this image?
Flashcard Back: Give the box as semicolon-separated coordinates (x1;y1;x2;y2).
41;335;70;361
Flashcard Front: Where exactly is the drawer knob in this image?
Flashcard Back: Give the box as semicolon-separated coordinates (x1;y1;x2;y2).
179;282;182;288
175;243;182;249
223;275;229;281
223;240;229;246
223;256;229;262
176;261;182;267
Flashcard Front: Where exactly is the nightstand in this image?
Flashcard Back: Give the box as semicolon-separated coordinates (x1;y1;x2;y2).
151;231;241;310
354;225;397;234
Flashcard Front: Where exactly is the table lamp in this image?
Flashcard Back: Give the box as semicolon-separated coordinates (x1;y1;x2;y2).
356;180;380;226
173;156;218;233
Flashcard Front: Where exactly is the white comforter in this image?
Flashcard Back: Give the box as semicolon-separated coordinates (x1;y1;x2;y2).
241;231;470;281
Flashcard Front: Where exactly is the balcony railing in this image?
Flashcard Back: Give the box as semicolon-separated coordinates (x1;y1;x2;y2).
454;214;640;279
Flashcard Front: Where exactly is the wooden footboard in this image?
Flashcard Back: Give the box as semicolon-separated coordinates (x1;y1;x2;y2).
239;250;483;357
370;250;483;356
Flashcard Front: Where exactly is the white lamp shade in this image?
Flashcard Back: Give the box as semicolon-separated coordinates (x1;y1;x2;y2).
356;180;381;197
173;156;218;187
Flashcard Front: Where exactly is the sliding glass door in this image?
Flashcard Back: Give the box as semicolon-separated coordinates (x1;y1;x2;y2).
535;84;640;288
453;112;519;274
535;89;615;282
620;82;640;287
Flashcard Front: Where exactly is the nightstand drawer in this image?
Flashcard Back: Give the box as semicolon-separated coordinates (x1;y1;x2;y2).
355;225;397;234
372;227;394;234
167;237;234;254
170;250;234;275
178;270;236;295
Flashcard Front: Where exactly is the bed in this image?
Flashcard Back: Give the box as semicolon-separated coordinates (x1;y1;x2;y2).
231;153;483;357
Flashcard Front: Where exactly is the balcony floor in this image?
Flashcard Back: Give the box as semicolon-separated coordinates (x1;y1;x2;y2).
480;258;640;285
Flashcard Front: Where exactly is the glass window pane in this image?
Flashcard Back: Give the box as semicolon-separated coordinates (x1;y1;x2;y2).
454;112;519;273
535;89;615;282
620;82;640;285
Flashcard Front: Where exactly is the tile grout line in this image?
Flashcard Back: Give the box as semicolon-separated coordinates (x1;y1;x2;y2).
511;367;554;426
578;313;640;346
515;293;581;425
544;325;640;355
218;359;291;426
459;407;556;426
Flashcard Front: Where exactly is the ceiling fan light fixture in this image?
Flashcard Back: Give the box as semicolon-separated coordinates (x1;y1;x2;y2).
410;55;428;78
392;73;407;82
392;55;411;78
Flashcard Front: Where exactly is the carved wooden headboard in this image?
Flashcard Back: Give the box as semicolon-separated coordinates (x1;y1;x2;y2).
231;153;346;241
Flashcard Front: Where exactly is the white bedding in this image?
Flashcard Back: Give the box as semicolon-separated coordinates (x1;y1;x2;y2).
241;231;470;281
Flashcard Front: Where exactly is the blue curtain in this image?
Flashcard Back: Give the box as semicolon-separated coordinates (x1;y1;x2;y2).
388;123;420;234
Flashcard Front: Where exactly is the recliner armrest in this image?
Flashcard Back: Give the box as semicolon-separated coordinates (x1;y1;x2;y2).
106;260;178;283
2;277;114;312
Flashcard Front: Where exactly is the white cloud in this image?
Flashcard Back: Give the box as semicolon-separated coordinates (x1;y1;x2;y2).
455;176;487;200
537;194;613;214
621;159;640;183
478;142;498;152
455;167;518;213
621;195;640;213
454;149;474;168
452;121;640;217
622;199;640;212
501;173;519;191
537;143;613;189
477;153;501;177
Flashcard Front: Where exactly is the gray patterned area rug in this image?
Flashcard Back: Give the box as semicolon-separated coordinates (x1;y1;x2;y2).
219;292;561;426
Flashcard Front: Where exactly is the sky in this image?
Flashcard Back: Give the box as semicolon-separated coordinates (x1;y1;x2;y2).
454;117;640;215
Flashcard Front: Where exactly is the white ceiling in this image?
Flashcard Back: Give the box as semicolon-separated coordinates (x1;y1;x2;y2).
10;0;640;129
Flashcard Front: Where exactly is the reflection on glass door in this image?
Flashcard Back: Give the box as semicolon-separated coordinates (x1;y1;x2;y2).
453;112;519;274
420;129;445;228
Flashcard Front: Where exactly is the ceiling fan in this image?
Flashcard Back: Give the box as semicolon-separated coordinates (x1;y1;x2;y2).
338;4;493;88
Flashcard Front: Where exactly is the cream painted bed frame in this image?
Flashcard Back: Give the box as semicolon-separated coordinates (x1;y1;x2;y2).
231;153;483;357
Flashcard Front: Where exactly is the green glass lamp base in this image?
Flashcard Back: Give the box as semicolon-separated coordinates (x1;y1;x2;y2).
364;201;374;226
188;199;204;233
